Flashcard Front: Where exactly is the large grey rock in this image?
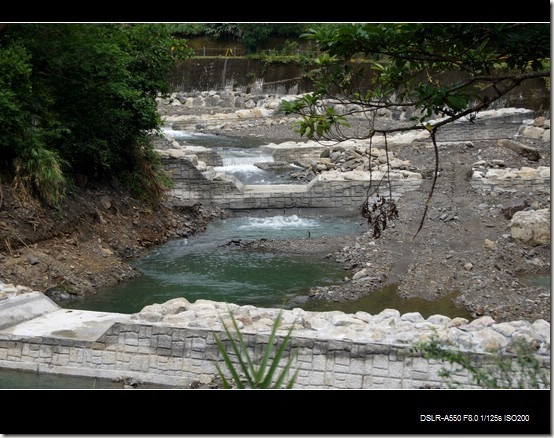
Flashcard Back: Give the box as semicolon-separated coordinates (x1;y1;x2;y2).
511;209;550;244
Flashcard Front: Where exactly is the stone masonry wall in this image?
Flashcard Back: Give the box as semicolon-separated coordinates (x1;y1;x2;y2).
165;159;422;211
0;317;549;390
0;293;549;389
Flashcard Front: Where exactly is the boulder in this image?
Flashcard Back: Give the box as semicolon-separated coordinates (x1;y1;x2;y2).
511;209;550;245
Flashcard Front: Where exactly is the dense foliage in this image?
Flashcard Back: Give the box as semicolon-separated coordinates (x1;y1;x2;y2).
167;23;320;52
282;23;550;139
0;24;192;205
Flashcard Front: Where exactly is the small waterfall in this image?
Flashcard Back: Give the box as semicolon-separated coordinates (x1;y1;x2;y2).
215;148;275;184
219;149;274;166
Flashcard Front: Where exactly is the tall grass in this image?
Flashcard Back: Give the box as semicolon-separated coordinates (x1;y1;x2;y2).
12;145;66;205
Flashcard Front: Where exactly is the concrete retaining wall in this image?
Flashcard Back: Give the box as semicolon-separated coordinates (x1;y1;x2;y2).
164;157;422;211
0;322;479;389
158;108;550;211
470;166;550;194
0;293;549;389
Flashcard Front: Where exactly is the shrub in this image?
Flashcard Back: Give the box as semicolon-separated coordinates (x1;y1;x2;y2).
213;310;298;389
410;336;550;389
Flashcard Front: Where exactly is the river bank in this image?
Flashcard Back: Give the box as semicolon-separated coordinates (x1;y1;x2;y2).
0;184;228;299
0;96;550;325
166;97;550;324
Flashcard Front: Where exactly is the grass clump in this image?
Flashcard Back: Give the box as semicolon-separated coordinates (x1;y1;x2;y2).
213;310;298;389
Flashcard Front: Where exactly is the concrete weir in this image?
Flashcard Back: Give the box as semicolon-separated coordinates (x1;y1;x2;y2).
0;292;549;389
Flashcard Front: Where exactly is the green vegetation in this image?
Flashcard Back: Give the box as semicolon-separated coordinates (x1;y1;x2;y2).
0;24;192;205
410;336;550;389
168;23;326;53
213;310;298;389
283;23;549;139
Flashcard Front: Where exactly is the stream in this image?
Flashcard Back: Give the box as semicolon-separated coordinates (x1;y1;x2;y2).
6;131;478;388
61;213;363;313
59;130;474;320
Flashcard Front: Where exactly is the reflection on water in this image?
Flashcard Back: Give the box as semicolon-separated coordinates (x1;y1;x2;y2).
303;284;474;320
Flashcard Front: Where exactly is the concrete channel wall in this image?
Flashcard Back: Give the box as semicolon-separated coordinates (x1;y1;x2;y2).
164;156;422;210
0;293;549;389
159;108;550;210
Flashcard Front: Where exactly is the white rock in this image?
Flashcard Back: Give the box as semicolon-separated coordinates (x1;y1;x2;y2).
352;268;370;281
471;328;509;352
161;297;191;314
532;320;551;340
511;209;550;244
400;312;424;323
491;322;516;337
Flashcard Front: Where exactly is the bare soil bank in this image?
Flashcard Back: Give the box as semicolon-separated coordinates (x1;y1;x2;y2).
0;184;227;299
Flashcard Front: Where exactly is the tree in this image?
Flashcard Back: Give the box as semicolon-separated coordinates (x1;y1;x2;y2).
281;23;550;237
0;24;192;205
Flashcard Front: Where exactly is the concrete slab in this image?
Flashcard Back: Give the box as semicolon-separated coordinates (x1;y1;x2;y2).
0;308;131;342
0;292;60;330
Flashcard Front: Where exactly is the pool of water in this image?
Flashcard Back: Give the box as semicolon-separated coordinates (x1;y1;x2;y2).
519;274;551;289
60;214;363;314
303;284;474;320
0;368;175;389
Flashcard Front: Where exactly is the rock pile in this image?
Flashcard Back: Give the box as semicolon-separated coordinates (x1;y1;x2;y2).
131;297;550;356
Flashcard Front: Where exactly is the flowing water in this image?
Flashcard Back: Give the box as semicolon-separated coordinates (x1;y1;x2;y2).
3;132;476;388
62;128;477;318
163;128;302;184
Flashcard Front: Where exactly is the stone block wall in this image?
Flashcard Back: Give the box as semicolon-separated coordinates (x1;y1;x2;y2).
0;294;549;389
470;166;550;194
1;320;549;389
418;112;535;144
167;172;422;211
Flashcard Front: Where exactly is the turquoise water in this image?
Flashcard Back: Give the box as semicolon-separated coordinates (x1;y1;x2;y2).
58;213;474;320
60;214;363;314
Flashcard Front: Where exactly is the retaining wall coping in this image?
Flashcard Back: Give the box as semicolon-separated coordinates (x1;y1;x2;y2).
0;292;60;330
0;300;130;342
